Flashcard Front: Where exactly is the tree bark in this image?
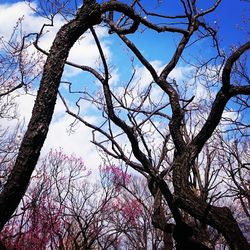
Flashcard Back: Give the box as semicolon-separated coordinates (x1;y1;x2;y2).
0;1;101;231
172;150;250;250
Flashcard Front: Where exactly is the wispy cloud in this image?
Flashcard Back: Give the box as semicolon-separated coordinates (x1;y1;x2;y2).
0;1;108;170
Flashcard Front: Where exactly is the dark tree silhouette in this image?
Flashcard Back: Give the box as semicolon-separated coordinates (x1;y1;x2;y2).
0;0;249;249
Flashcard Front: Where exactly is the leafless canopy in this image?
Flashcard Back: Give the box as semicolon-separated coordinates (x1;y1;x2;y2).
0;0;249;249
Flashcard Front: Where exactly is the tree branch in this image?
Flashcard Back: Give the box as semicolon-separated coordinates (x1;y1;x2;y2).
0;1;102;231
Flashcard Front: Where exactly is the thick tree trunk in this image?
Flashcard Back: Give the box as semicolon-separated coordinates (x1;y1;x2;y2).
172;150;250;250
149;178;211;249
0;1;101;231
163;232;173;250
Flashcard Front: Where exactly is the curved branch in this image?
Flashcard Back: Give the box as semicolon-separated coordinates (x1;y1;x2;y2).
159;24;196;79
0;1;102;231
191;90;230;154
93;24;154;175
222;41;250;91
118;34;158;81
33;40;104;82
108;18;140;35
195;0;222;18
101;2;188;35
0;83;23;98
192;42;250;154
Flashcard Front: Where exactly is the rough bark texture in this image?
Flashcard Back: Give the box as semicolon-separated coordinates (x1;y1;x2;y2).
0;1;101;231
172;150;250;250
0;1;249;249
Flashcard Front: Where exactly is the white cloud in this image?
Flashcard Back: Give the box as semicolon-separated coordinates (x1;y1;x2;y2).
0;1;113;171
0;2;37;38
62;26;112;78
3;1;227;175
0;1;112;79
0;91;35;132
2;91;102;171
42;99;102;171
221;109;239;125
168;65;193;83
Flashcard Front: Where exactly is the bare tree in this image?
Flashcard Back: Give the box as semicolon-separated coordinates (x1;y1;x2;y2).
0;0;249;249
0;11;43;197
1;150;164;249
0;149;117;249
100;165;174;250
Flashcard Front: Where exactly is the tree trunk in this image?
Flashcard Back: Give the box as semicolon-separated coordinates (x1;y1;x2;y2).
0;1;101;231
172;150;250;250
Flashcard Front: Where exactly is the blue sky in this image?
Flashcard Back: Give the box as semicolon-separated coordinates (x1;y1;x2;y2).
2;1;248;63
1;0;249;169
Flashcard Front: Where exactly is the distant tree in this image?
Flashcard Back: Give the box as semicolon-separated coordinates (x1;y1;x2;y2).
0;150;169;249
0;10;43;202
101;165;174;250
0;150;107;249
0;0;249;249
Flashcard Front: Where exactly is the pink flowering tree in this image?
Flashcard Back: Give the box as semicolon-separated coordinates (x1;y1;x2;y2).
1;157;175;249
0;193;63;249
0;149;88;249
1;151;130;249
0;1;249;249
100;165;131;190
101;165;173;249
